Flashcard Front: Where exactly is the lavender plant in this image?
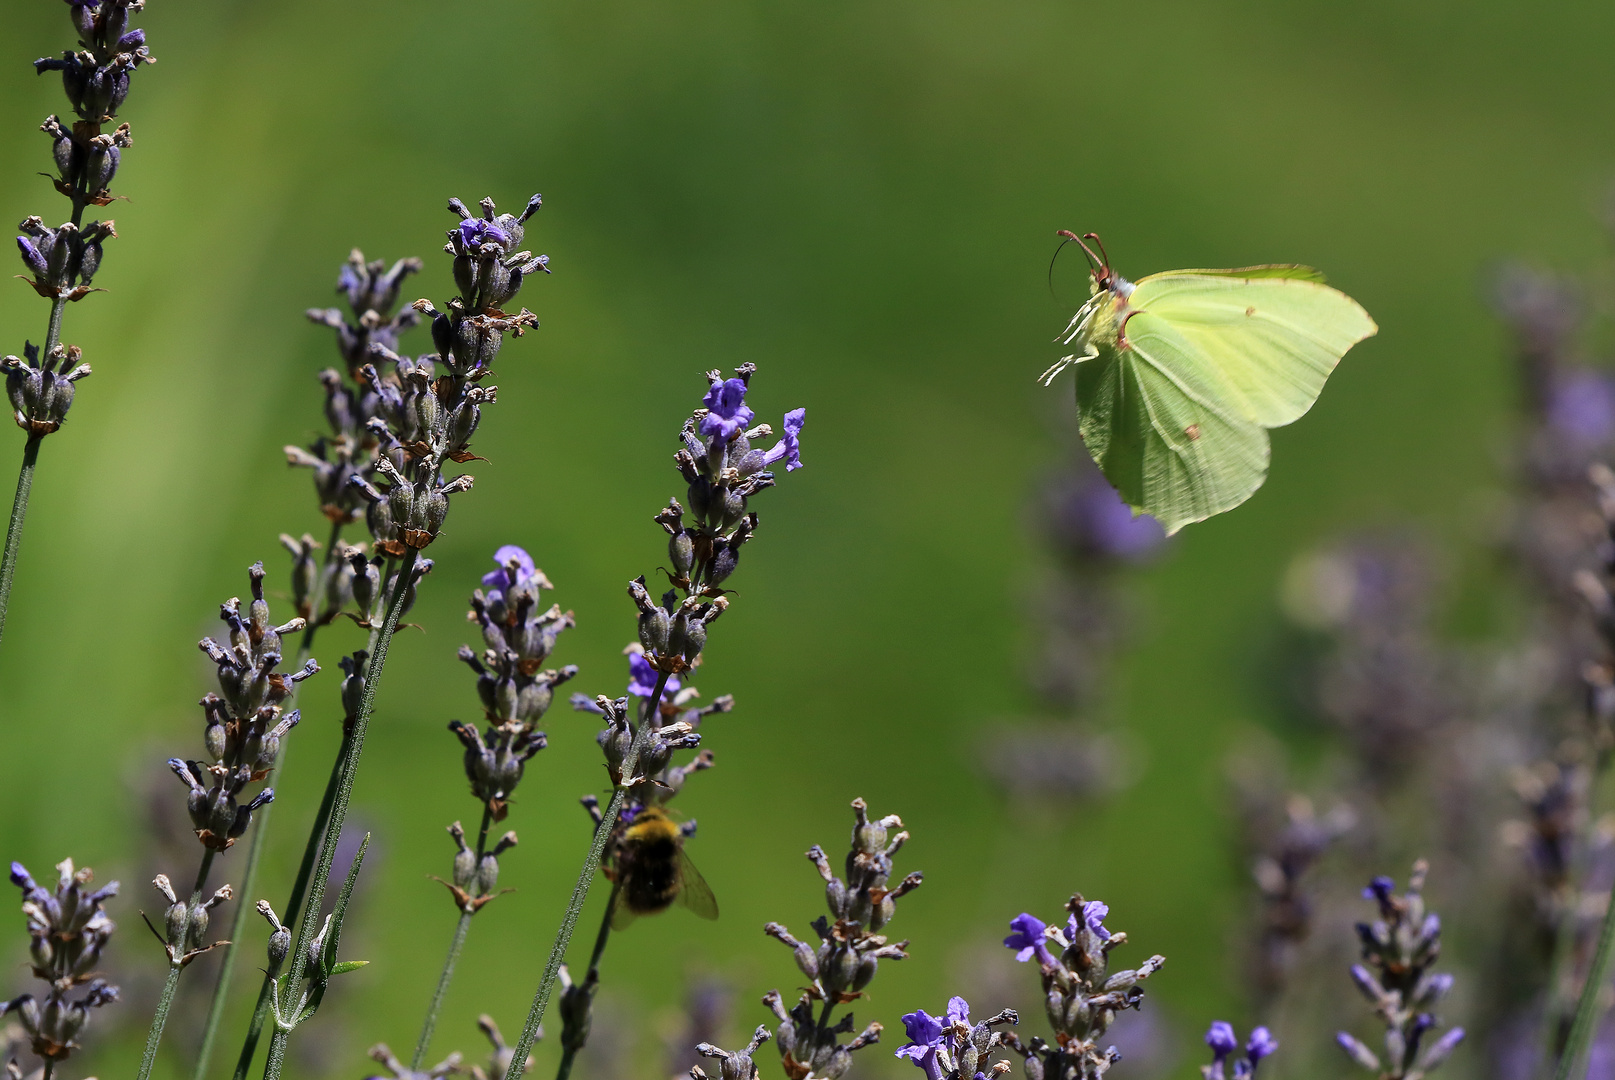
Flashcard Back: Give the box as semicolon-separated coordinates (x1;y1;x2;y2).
997;899;1164;1080
405;545;577;1070
192;247;427;1080
756;798;917;1080
133;561;318;1080
1333;866;1464;1080
494;365;804;1080
248;192;546;1080
551;649;732;1080
1199;1022;1277;1080
0;0;155;649
0;860;118;1078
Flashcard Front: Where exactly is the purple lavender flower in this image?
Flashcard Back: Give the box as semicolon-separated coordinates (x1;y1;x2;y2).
1044;461;1166;562
1547;369;1615;447
699;377;755;441
1363;875;1396;910
482;544;537;598
16;236;47;278
1003;913;1054;965
628;650;681;698
895;998;974;1080
761;407;806;472
1205;1021;1238;1061
1081;899;1112;941
458;218;510;253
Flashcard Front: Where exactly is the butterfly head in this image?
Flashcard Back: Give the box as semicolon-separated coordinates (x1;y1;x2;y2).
1057;230;1134;300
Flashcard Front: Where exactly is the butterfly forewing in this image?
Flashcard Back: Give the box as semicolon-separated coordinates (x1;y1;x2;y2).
1130;272;1377;429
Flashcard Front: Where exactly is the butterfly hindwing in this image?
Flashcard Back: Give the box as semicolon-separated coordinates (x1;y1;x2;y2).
1079;309;1270;534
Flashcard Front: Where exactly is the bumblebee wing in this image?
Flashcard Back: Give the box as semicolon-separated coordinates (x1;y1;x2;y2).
609;887;639;931
675;851;719;921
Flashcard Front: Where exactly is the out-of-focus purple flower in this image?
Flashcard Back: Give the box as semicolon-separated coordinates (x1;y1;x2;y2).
1232;1027;1278;1078
761;408;806;472
1044;464;1166;562
1363;875;1396;908
1003;913;1053;965
1082;900;1111;941
481;544;537;598
627;651;681;699
1547;369;1615;448
1205;1022;1238;1061
458;218;509;253
699;378;754;441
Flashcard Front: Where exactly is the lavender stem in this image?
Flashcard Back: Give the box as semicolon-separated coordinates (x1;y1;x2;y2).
553;879;622;1080
502;671;671;1080
136;848;217;1080
261;548;417;1080
1552;872;1615;1080
410;804;494;1070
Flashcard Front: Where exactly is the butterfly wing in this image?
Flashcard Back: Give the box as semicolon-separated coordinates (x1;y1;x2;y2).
1129;270;1377;428
675;850;719;921
1075;317;1270;536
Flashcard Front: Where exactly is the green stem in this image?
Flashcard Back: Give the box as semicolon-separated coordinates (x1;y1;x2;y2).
501;671;671;1080
410;804;494;1070
136;849;217;1080
553;880;621;1080
1554;872;1615;1080
0;293;69;654
0;434;43;653
262;549;418;1080
192;520;344;1080
229;746;344;1080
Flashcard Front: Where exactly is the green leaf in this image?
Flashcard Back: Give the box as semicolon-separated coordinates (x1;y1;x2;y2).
321;832;370;976
328;960;368;976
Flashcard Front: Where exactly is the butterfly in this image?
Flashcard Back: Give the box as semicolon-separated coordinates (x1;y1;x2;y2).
1041;232;1377;535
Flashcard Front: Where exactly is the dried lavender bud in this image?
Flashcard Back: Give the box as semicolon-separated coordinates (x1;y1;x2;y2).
35;0;155;124
693;1027;773;1080
15;217;114;301
1;859;118;1061
467;1015;534;1080
2;342;90;436
364;1042;462;1080
174;562;316;849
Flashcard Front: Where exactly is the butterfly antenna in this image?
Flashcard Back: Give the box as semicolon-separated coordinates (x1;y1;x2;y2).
1082;232;1112;273
1048;231;1081;298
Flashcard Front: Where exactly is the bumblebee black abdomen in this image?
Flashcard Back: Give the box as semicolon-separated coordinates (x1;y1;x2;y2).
621;832;680;914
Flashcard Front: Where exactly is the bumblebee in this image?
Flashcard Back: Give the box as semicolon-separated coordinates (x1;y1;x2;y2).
607;807;719;929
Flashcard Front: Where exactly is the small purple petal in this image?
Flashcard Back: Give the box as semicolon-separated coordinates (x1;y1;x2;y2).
698;378;755;440
1245;1027;1277;1061
627;651;681;699
16;237;46;277
762;407;806;472
1082;900;1112;941
1205;1021;1238;1059
1003;913;1047;962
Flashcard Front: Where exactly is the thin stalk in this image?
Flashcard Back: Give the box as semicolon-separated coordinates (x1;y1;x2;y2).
0;434;43;651
552;880;621;1080
136;849;218;1080
232;553;394;1080
261;549;418;1080
0;294;69;652
1553;864;1615;1080
501;671;671;1080
192;520;345;1080
410;804;494;1070
41;1060;54;1080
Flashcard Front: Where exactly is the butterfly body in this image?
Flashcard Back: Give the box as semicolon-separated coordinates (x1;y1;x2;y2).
1046;235;1376;535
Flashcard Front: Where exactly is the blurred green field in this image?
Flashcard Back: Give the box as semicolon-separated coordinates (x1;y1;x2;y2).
0;1;1610;1077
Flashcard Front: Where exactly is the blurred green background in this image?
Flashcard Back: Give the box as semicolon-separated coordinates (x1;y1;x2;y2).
0;0;1608;1077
